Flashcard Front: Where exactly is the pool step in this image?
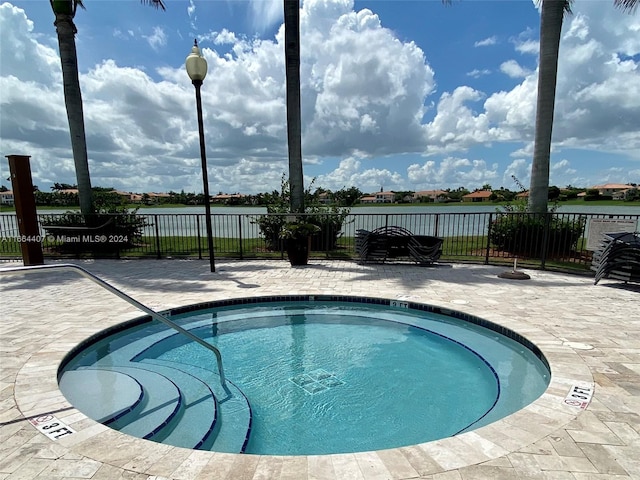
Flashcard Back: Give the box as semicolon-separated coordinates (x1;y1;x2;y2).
142;359;252;453
113;317;216;361
134;362;218;449
58;368;144;424
106;366;182;440
59;317;252;453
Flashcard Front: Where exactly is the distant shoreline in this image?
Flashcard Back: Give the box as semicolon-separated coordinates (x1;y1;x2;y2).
1;199;639;213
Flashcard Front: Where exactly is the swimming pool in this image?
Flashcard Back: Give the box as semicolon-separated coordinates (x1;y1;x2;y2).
58;295;550;455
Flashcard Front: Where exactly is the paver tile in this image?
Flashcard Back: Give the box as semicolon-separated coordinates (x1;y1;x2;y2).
1;259;638;480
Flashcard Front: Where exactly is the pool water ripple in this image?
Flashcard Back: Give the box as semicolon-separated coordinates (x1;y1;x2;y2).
58;298;549;456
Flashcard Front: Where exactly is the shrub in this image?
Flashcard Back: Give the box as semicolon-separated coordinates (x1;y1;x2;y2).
583;189;601;201
252;176;351;251
254;209;350;252
42;206;148;251
305;205;351;250
253;212;286;250
490;213;585;257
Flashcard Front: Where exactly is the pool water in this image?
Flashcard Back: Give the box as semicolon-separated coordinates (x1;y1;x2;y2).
59;298;550;455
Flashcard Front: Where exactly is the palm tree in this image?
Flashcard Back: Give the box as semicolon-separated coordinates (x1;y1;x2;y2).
50;0;165;217
528;0;638;213
283;0;304;214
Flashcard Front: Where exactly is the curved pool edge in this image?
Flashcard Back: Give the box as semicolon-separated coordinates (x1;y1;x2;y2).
14;294;593;475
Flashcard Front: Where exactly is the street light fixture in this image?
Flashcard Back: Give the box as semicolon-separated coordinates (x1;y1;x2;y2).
186;39;215;272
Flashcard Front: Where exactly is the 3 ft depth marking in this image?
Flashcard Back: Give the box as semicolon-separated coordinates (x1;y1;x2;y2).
563;384;594;409
29;415;76;440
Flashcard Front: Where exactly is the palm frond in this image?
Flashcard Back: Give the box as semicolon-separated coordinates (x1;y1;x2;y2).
614;0;639;13
140;0;166;11
563;0;573;15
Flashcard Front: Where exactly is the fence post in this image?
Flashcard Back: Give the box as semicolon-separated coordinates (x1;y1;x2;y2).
6;155;44;265
154;215;161;259
324;214;330;258
114;213;121;260
434;213;440;237
238;215;243;260
540;212;551;270
196;215;202;260
485;213;493;265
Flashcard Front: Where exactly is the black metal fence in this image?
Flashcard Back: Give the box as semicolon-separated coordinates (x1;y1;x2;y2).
1;211;638;273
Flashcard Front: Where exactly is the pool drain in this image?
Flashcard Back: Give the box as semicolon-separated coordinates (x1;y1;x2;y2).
289;368;345;394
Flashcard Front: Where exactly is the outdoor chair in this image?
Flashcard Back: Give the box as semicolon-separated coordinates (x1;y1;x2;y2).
356;226;442;265
592;231;640;285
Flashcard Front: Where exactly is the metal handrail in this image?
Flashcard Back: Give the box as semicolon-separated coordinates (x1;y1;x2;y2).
0;263;226;387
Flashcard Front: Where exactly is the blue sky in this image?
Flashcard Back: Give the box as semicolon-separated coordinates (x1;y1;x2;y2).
1;0;639;195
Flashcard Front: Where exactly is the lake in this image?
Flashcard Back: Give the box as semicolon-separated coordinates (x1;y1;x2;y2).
1;204;638;240
27;203;640;216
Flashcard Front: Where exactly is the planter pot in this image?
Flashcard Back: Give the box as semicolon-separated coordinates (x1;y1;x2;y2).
285;236;311;266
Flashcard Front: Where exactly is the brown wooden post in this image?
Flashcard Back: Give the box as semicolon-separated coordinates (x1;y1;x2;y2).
7;155;44;265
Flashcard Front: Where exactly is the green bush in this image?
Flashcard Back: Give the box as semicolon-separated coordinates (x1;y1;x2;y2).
305;205;350;250
42;207;148;251
490;213;585;257
252;177;351;251
253;213;286;251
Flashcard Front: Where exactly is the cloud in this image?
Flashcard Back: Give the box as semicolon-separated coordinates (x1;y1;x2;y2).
500;60;531;78
144;26;167;51
467;69;491;78
550;5;640;152
213;29;237;45
552;159;576;174
0;0;437;193
514;39;539;55
113;29;132;40
249;0;283;32
474;36;497;47
301;1;435;157
0;3;59;85
407;157;499;190
503;159;530;188
510;143;534;159
187;0;197;30
316;157;405;192
464;2;640;159
423;87;494;153
1;0;638;195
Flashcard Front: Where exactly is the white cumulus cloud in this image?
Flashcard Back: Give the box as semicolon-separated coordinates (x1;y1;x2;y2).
500;60;531;78
1;0;638;194
474;36;497;47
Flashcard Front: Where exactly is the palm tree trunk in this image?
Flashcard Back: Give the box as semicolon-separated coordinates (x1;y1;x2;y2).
54;12;93;216
283;0;304;214
528;0;565;214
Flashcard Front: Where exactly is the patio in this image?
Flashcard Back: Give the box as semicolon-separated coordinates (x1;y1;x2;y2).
1;259;639;479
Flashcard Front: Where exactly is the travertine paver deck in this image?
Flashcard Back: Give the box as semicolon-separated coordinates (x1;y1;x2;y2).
1;259;638;480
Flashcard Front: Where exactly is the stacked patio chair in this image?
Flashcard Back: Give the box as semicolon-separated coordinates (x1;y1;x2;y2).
355;228;389;262
407;235;443;265
591;231;640;285
355;226;443;265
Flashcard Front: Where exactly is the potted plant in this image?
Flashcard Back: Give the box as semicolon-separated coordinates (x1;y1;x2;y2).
279;217;320;266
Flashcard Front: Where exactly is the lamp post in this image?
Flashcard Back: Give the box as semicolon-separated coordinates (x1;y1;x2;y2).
186;39;215;272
